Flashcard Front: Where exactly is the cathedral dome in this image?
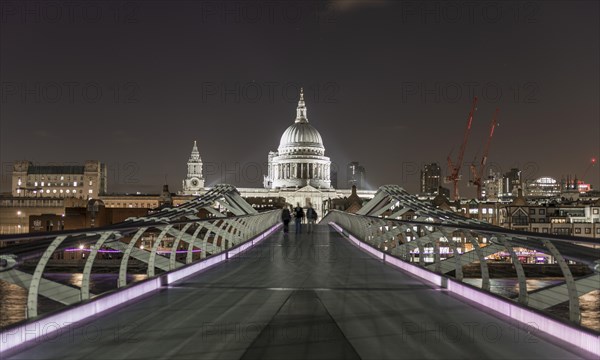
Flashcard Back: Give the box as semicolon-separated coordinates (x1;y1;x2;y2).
264;87;332;190
278;122;324;153
277;89;325;155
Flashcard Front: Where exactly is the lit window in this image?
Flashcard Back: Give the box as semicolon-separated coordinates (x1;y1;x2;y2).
18;178;22;186
34;182;38;186
46;190;50;193
73;181;77;186
89;180;93;186
41;182;44;186
482;208;487;214
60;176;64;180
73;188;76;193
88;190;93;194
53;190;57;193
60;189;63;193
66;189;70;193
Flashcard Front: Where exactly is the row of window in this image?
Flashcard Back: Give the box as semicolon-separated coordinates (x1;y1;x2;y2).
18;178;93;187
0;199;63;206
30;181;90;187
531;227;600;235
106;203;156;208
468;208;495;214
527;208;600;215
28;175;84;181
29;189;94;195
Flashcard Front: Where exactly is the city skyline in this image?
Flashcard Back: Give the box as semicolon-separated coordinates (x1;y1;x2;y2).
1;1;598;195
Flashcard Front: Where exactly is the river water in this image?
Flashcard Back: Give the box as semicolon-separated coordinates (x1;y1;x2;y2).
1;276;598;332
0;273;147;329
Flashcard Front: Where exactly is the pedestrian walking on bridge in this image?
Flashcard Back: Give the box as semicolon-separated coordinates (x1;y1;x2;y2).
294;203;304;234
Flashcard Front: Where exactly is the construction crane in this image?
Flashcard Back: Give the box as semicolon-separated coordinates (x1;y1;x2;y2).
581;157;597;182
445;96;478;201
469;108;499;200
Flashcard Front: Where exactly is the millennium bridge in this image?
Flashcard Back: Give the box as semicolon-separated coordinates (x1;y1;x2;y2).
0;185;598;359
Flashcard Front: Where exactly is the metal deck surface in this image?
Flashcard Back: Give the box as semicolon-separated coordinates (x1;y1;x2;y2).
7;225;590;359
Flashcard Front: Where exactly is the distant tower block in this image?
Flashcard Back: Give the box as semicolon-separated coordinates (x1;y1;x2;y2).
182;141;205;195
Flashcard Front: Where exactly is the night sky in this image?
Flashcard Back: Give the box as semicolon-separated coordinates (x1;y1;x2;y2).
1;0;598;195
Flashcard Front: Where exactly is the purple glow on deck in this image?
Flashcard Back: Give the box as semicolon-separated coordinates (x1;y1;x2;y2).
63;248;201;254
0;222;282;355
384;254;443;287
328;221;600;357
166;253;228;285
167;223;281;284
0;277;162;354
65;248;121;253
445;279;600;356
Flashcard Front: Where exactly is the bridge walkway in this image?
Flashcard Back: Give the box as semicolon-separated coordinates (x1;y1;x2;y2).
8;225;589;359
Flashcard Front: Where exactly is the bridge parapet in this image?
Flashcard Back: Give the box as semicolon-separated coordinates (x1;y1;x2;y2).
322;186;599;356
0;185;281;355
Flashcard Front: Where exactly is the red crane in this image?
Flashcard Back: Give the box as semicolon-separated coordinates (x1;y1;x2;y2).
470;108;499;200
446;96;478;200
581;157;597;181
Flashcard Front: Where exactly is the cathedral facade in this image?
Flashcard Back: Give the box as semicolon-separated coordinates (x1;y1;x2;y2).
263;89;332;189
179;89;376;214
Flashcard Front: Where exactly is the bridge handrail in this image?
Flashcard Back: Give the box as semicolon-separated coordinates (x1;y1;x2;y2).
322;210;600;357
321;210;600;326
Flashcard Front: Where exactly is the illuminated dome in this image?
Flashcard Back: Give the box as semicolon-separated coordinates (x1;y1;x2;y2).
264;88;332;189
278;123;324;155
277;89;325;155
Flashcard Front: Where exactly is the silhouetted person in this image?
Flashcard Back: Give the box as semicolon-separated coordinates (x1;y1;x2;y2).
281;206;291;233
294;203;304;234
306;204;318;233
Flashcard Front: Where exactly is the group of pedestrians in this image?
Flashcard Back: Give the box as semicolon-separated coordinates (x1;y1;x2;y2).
281;203;318;234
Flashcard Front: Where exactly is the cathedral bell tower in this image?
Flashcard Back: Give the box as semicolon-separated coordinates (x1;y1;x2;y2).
182;141;205;194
